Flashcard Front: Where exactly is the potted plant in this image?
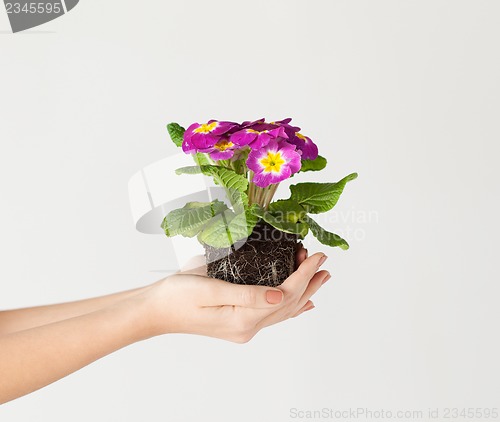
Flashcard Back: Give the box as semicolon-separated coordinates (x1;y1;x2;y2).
161;118;357;287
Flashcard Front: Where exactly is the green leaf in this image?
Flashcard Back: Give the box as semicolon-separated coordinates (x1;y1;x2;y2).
197;210;234;247
299;155;327;173
229;190;249;214
176;165;248;193
193;153;210;166
288;172;358;214
161;200;227;237
252;206;309;238
302;215;349;250
198;205;260;248
268;200;307;223
166;123;185;148
176;165;249;211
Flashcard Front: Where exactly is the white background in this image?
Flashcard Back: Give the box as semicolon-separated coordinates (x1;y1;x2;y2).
1;1;499;421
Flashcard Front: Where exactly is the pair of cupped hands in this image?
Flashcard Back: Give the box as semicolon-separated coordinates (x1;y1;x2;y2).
140;246;330;343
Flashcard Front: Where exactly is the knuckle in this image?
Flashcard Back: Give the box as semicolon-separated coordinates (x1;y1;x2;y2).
240;287;257;307
295;265;312;281
285;291;300;306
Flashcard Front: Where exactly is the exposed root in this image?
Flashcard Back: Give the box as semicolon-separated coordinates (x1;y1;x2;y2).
204;222;298;287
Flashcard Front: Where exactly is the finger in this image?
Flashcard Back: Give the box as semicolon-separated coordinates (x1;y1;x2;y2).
256;268;328;329
292;300;315;318
281;252;328;298
296;271;329;310
201;279;284;309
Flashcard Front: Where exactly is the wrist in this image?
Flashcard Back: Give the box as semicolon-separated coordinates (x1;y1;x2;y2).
109;290;160;342
131;280;176;338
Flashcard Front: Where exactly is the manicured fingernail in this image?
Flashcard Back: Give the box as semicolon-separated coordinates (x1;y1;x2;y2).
318;255;328;267
305;304;315;312
266;289;283;304
322;274;331;285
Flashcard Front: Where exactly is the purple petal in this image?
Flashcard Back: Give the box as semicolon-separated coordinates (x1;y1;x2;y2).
250;132;273;149
275;118;293;125
192;133;222;149
209;149;235;160
182;137;197;153
252;166;292;188
241;118;265;128
288;133;319;160
280;144;302;174
211;121;238;136
246;148;265;173
183;122;201;142
230;129;257;146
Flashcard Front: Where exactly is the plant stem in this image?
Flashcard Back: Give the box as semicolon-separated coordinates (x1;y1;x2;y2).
262;187;271;210
255;186;263;205
248;173;255;204
257;186;266;206
263;183;280;209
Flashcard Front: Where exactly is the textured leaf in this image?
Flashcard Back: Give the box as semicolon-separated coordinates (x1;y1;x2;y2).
193;153;210;166
289;172;358;214
166;122;185;148
252;206;309;238
198;205;259;248
197;211;234;247
299;155;327;173
161;200;227;237
268;200;307;223
176;165;248;192
176;165;249;211
302;215;349;250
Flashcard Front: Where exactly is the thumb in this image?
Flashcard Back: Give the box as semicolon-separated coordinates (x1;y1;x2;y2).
205;280;284;309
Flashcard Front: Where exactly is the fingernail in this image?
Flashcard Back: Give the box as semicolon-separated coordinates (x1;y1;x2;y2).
305;304;315;312
322;274;331;285
266;289;283;304
318;255;328;267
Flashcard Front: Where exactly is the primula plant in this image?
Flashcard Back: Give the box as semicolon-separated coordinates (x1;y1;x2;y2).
162;118;357;286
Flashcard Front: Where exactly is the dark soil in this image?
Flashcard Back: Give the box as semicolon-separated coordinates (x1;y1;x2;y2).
204;221;299;287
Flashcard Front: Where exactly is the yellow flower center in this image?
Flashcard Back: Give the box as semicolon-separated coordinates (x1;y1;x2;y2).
247;129;268;135
214;139;234;151
296;132;308;142
260;151;285;173
194;122;218;134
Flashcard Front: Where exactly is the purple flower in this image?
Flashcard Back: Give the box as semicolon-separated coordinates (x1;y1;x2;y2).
230;119;287;150
287;131;319;160
240;118;265;127
203;137;238;160
272;117;318;160
182;120;237;153
271;118;301;139
246;141;301;187
271;118;318;160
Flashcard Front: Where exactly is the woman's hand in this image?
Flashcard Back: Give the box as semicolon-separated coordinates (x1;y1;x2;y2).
0;246;330;403
140;248;330;343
